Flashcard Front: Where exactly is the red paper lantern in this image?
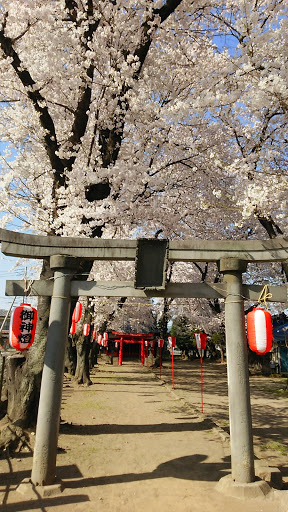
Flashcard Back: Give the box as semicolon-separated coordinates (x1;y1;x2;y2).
102;332;108;347
97;334;102;345
194;332;207;350
158;338;164;348
70;321;76;335
168;336;176;348
92;328;97;340
83;323;90;336
247;308;273;355
72;301;82;323
9;303;37;351
145;340;149;347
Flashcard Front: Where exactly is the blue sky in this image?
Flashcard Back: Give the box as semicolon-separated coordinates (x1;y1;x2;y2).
0;253;27;311
0;141;32;311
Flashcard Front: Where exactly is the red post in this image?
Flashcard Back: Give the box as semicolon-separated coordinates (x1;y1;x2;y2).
119;338;123;366
141;339;144;365
200;350;204;413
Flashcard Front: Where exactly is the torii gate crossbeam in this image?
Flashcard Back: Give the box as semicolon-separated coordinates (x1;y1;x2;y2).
1;227;288;262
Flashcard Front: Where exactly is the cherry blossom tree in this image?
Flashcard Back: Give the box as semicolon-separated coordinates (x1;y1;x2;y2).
0;0;286;430
200;1;288;241
2;0;218;426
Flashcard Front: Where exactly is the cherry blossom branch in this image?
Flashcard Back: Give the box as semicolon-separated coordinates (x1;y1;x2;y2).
0;14;66;192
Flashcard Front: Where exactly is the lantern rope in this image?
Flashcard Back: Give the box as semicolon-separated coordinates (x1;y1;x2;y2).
23;276;34;298
257;285;272;310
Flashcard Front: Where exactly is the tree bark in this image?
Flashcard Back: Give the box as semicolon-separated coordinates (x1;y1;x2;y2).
158;298;172;339
6;258;52;428
75;335;92;385
65;335;77;375
256;212;288;280
89;340;99;368
1;0;187;435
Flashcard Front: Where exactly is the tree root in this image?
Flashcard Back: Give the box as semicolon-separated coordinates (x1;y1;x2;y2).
0;418;32;453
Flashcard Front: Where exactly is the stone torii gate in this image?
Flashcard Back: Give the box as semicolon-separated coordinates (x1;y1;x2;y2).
1;229;288;495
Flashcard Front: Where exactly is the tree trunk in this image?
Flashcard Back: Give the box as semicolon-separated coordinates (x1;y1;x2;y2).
219;345;225;364
158;298;171;339
256;213;288;279
75;336;92;385
6;258;52;428
89;340;99;368
248;349;271;375
65;335;77;375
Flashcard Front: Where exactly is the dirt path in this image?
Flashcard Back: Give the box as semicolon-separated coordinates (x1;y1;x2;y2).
0;358;287;511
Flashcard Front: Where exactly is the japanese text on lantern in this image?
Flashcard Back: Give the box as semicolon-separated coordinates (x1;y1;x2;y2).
19;308;35;344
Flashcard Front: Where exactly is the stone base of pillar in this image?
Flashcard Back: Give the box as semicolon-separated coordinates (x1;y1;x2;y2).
17;477;63;498
254;459;283;489
216;474;271;499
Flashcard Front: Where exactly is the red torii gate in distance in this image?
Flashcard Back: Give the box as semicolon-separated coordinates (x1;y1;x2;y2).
109;331;157;365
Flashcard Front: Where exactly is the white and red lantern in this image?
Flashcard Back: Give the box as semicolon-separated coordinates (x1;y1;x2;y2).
98;334;102;345
247;308;273;355
145;340;149;347
92;328;97;340
72;301;82;323
158;338;164;348
103;332;108;347
194;332;207;351
70;321;76;335
168;336;176;348
9;303;37;351
83;323;90;337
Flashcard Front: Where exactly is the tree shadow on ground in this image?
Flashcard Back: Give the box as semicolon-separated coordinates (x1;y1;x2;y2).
60;453;231;489
0;464;88;512
1;494;89;511
60;417;215;435
0;464;82;486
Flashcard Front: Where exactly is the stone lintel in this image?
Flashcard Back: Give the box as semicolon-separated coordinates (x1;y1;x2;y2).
5;280;288;302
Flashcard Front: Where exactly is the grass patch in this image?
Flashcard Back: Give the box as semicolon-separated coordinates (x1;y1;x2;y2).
263;387;288;398
260;441;288;455
80;401;106;409
91;377;126;382
217;420;230;427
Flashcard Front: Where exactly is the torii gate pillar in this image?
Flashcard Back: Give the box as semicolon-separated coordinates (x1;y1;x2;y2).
220;259;255;483
31;255;78;487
